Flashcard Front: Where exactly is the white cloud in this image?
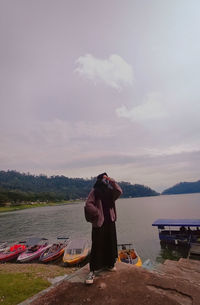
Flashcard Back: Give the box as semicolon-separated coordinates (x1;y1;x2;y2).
116;92;168;122
75;54;134;90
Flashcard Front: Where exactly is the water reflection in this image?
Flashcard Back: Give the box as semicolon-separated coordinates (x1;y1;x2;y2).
156;242;190;264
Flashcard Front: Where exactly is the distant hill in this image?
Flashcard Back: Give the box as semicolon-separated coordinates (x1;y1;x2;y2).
162;180;200;195
0;170;159;205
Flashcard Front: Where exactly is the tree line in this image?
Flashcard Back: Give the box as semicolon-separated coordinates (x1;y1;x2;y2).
0;170;159;205
162;180;200;195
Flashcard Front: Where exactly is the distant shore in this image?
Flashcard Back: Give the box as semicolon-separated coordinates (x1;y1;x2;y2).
0;200;82;213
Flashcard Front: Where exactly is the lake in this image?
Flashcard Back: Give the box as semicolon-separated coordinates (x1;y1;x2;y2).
0;193;200;264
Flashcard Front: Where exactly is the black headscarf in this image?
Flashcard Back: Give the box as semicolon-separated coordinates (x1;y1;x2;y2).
93;172;108;189
93;172;114;208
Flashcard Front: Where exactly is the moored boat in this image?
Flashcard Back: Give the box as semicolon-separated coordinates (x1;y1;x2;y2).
17;237;51;263
63;238;90;266
152;219;200;247
0;242;8;253
39;238;69;263
118;243;142;266
0;243;26;263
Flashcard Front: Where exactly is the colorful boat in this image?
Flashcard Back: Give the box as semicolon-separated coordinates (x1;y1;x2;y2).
118;243;142;267
17;237;51;263
0;242;8;253
39;238;69;263
0;243;26;263
63;238;90;266
152;219;200;246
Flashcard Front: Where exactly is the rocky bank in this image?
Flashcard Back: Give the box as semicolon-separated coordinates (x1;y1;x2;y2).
20;258;200;305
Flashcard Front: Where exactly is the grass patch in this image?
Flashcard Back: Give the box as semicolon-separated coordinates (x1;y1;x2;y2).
0;205;38;213
0;263;77;280
0;272;50;305
0;203;56;213
0;263;77;304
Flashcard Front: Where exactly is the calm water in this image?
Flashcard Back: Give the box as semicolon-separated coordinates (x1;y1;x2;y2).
0;193;200;264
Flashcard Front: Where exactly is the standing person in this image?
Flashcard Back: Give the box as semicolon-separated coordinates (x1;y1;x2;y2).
84;173;122;284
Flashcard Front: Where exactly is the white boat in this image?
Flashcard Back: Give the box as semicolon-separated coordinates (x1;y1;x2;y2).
63;238;90;266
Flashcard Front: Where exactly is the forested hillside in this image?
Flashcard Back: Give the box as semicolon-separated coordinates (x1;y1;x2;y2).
162;180;200;195
0;170;159;205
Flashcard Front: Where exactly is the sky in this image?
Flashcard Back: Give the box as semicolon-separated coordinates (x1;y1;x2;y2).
1;0;200;192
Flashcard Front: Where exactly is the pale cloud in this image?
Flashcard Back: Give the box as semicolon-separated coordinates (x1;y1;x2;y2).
0;119;117;173
75;54;134;90
116;92;168;122
1;1;200;192
39;119;115;144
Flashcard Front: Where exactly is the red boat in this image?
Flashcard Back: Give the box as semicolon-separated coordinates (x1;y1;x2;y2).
0;244;26;263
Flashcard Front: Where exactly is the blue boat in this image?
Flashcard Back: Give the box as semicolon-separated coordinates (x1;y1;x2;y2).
152;219;200;246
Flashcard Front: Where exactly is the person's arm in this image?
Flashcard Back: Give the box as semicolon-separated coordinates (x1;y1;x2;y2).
84;189;99;222
108;178;123;201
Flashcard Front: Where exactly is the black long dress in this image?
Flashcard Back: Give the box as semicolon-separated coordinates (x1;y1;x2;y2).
89;187;118;271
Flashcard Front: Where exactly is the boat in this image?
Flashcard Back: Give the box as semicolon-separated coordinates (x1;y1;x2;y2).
152;219;200;246
63;238;90;266
118;243;142;267
39;238;69;263
17;237;51;263
0;242;8;253
0;243;26;263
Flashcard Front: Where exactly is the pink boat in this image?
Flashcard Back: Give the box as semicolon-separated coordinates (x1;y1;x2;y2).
17;238;51;263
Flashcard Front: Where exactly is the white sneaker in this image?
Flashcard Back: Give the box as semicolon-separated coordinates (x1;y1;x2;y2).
85;272;95;285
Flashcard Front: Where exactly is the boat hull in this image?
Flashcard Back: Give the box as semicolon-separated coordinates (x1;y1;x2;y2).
63;252;90;266
39;245;66;263
118;249;142;267
63;238;90;266
0;245;26;263
17;244;51;263
159;232;200;247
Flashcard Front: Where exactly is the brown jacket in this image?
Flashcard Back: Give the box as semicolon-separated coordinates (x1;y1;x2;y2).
84;179;122;228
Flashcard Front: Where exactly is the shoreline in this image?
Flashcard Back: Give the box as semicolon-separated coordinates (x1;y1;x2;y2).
0;200;83;213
